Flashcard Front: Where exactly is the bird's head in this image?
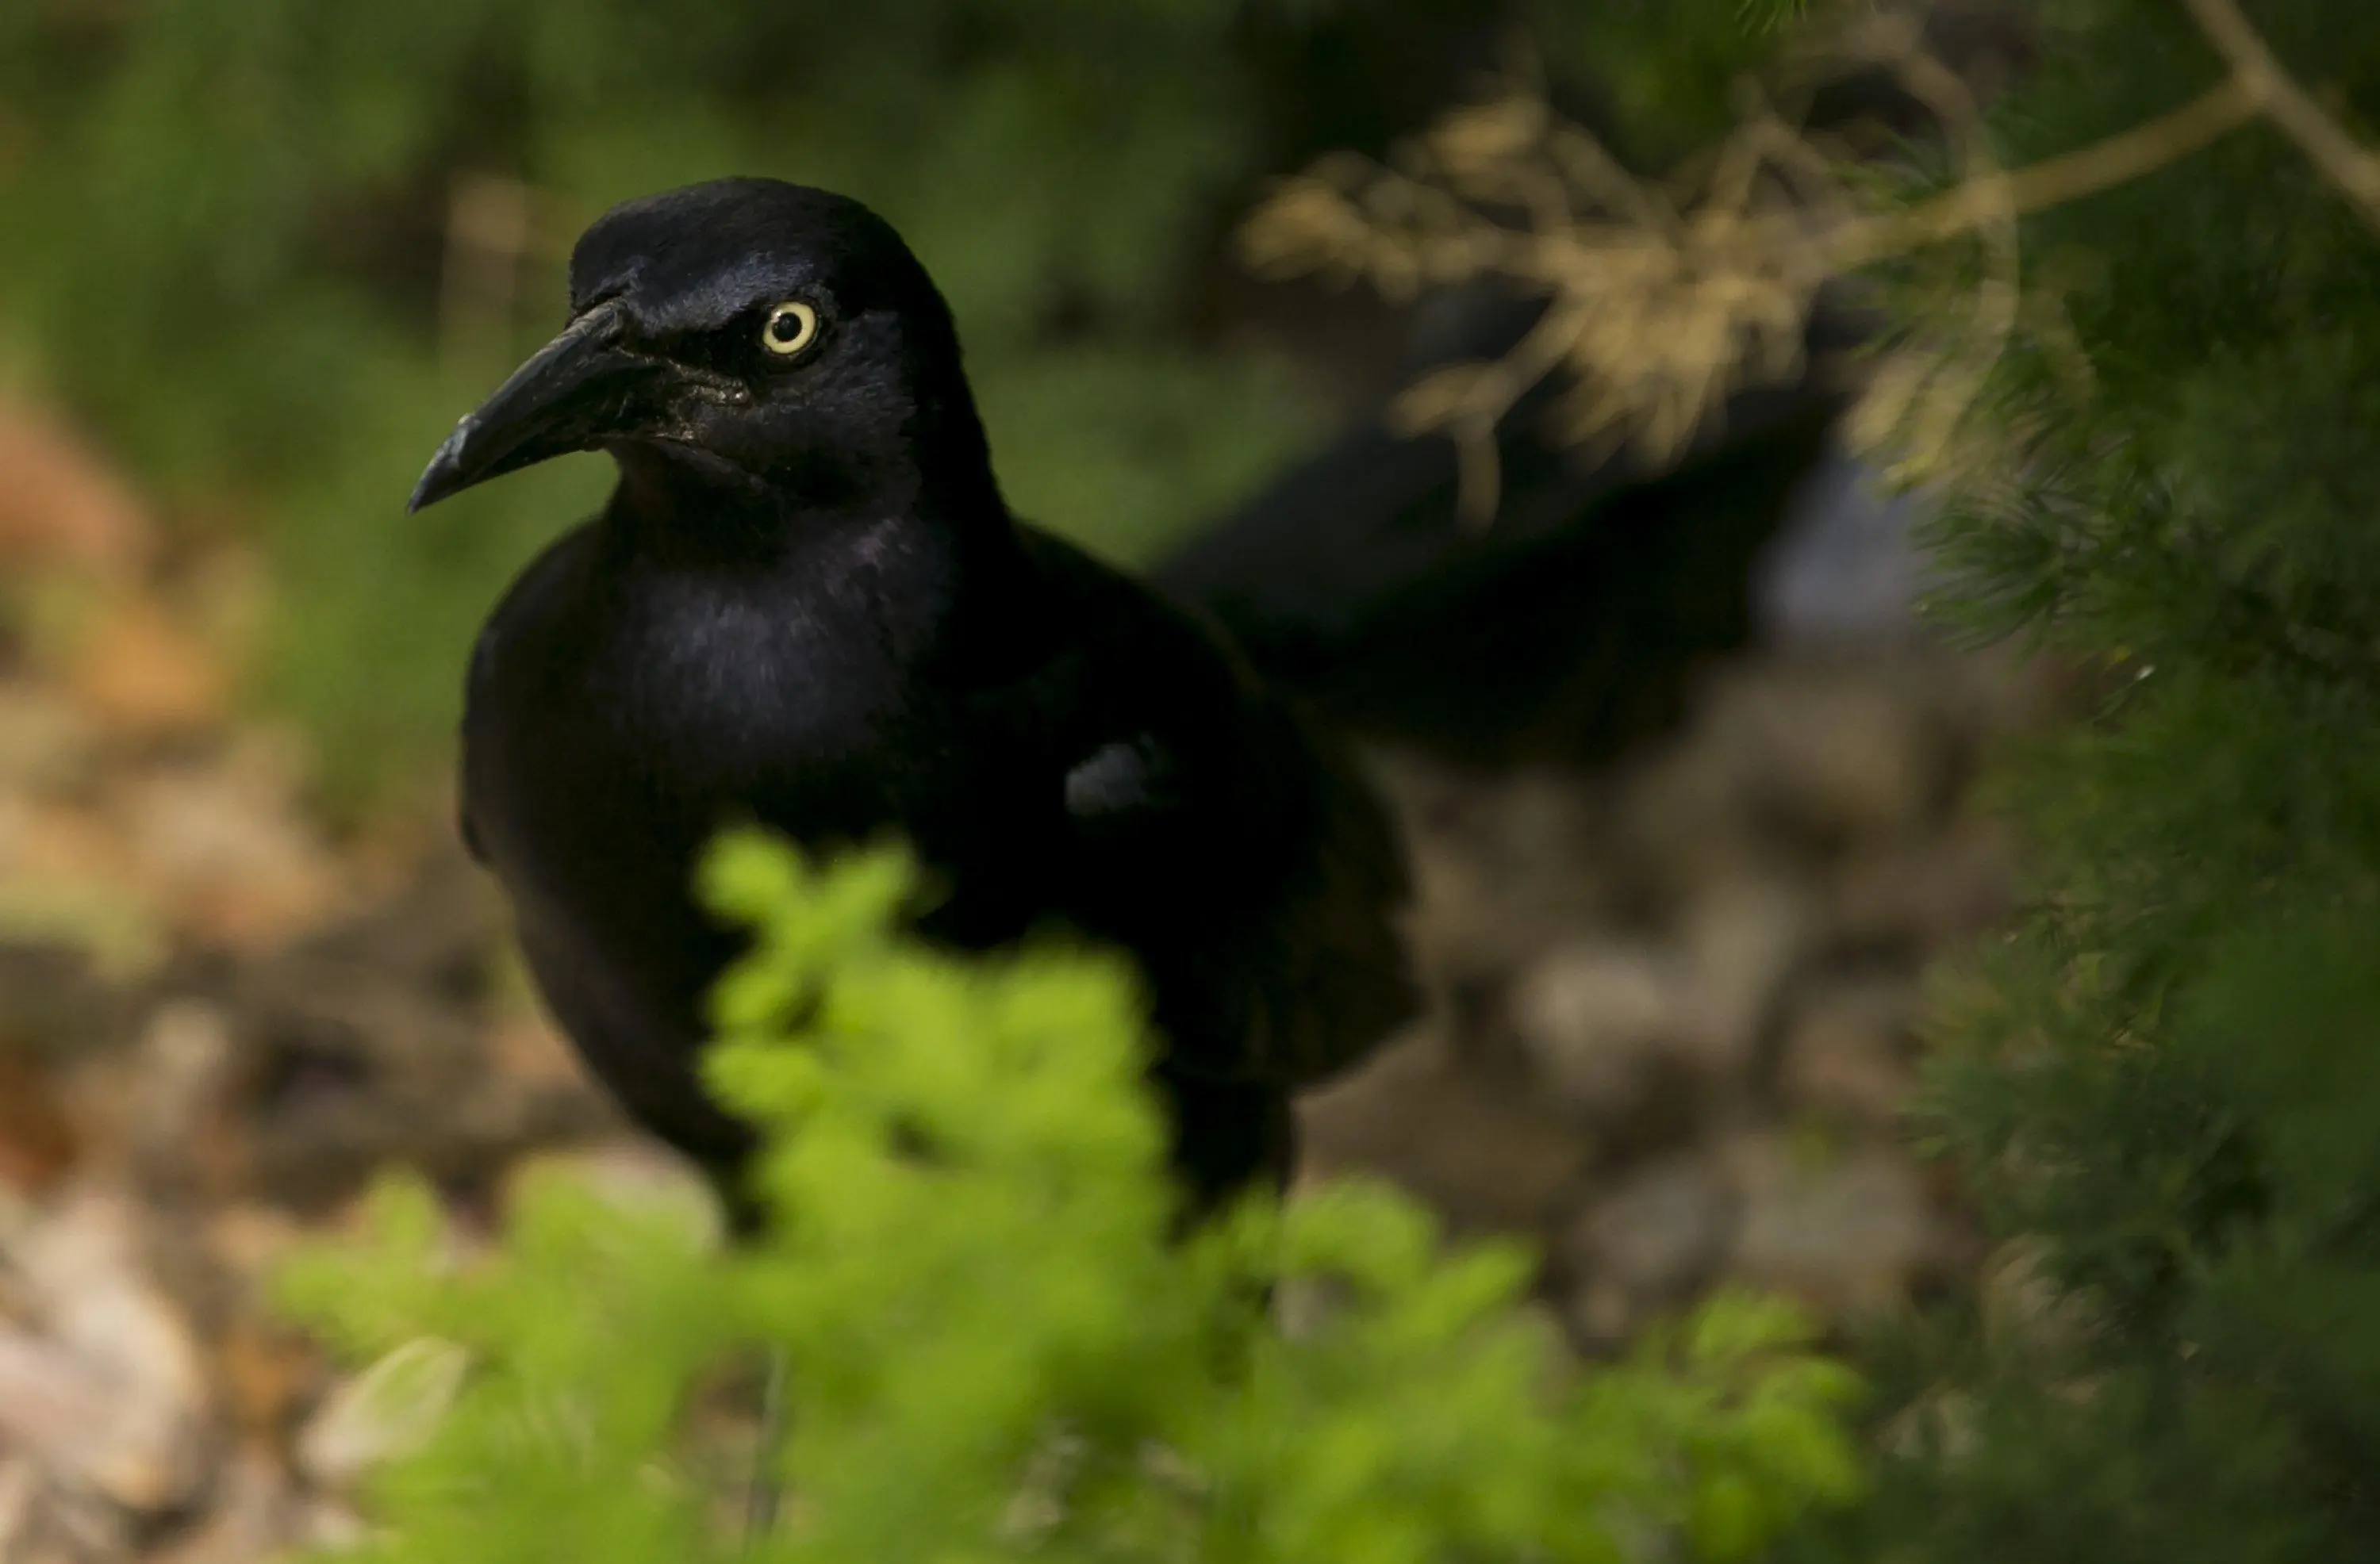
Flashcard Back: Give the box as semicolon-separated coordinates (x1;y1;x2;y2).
408;178;988;515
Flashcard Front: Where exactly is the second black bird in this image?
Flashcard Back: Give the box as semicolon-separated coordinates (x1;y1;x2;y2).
409;178;1416;1213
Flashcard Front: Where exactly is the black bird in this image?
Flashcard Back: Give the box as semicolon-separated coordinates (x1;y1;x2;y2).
409;178;1416;1215
1154;285;1853;771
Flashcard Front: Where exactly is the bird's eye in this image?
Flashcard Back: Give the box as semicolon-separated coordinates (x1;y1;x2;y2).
760;301;819;357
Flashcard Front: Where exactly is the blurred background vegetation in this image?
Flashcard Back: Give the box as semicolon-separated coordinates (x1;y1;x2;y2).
0;0;1776;807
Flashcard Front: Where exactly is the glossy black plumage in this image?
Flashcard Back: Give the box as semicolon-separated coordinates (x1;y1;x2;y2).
413;178;1416;1213
1155;287;1852;769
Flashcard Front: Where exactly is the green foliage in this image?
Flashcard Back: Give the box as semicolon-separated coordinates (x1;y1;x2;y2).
1785;1;2380;1557
279;832;1863;1562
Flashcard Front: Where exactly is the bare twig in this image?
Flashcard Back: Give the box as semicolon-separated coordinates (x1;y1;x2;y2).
2182;0;2380;232
1827;79;2262;269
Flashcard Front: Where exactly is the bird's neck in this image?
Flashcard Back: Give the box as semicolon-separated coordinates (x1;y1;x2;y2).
607;358;1010;550
594;429;1029;673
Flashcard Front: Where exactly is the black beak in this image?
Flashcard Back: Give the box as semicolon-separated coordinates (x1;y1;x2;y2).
407;300;662;512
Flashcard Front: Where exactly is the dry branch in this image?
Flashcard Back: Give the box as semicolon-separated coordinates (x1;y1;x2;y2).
1239;2;2380;519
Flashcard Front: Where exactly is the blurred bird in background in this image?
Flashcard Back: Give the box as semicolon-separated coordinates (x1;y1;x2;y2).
1155;286;1875;772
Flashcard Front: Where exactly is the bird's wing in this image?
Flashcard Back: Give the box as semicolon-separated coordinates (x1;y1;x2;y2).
1063;734;1181;825
456;519;599;872
1029;531;1418;1089
457;623;501;866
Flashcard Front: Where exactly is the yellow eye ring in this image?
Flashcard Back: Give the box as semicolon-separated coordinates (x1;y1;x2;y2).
761;300;819;357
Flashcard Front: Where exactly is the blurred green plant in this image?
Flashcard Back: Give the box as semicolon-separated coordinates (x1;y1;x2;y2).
278;830;1864;1562
1764;1;2380;1558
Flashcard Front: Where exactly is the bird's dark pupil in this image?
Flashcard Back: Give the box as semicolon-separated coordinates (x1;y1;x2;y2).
770;312;801;342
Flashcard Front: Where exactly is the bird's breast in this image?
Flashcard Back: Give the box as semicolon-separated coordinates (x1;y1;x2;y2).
478;593;925;848
462;558;1062;976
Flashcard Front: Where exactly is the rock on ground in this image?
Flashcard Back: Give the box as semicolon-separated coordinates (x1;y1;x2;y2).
1300;645;2042;1351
